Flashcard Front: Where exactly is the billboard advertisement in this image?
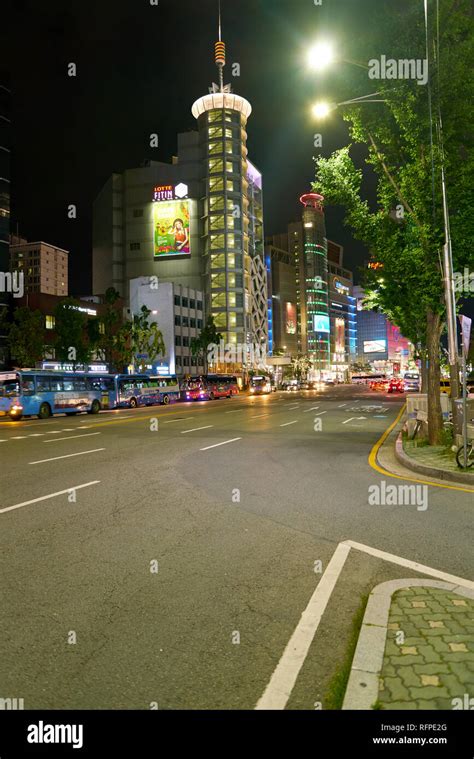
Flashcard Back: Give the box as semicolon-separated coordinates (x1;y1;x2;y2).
335;317;345;354
153;199;191;257
285;302;296;334
363;339;387;354
313;314;330;334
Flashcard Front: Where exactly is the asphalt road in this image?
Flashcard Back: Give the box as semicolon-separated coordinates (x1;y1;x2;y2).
0;386;472;709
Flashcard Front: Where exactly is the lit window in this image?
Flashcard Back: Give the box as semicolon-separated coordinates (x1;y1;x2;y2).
208;127;223;139
210;234;225;250
209;159;224;174
45;315;55;330
211;256;226;271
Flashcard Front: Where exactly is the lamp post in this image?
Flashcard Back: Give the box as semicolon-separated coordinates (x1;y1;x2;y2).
307;23;461;412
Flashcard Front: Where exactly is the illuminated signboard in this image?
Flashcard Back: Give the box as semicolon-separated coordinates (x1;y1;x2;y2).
333;277;350;296
153;199;191;258
313;314;330;334
153;183;189;202
285;302;296;334
335;317;345;353
363;339;387;354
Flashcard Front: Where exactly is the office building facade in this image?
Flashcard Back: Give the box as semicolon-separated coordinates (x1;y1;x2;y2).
10;241;68;296
129;277;205;377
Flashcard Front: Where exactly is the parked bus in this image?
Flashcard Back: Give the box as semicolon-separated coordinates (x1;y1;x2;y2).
0;370;104;420
182;375;233;401
89;374;181;409
208;374;240;395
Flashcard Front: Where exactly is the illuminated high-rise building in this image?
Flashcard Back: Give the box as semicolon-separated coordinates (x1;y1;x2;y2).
299;192;330;371
93;5;267;375
191;5;268;359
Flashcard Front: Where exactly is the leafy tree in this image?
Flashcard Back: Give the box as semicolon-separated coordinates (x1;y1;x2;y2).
291;354;312;381
94;288;128;371
190;316;223;373
130;306;165;373
313;0;473;444
6;308;45;368
54;298;92;370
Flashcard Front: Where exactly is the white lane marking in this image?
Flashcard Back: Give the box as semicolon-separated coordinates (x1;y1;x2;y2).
43;432;102;443
77;426;91;429
225;410;241;414
313;411;327;416
29;449;106;465
303;406;320;413
28;433;45;437
256;543;351;710
0;481;101;514
338;403;348;408
252;414;270;419
163;417;195;424
10;436;27;440
344;541;474;590
61;428;75;432
45;431;62;435
0;439;7;442
200;438;242;451
342;417;367;425
181;426;213;434
280;421;298;427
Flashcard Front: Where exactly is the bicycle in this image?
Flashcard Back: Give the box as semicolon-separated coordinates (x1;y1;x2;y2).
456;443;474;469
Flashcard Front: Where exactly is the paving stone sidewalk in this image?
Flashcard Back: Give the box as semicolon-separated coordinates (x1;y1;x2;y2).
378;587;474;709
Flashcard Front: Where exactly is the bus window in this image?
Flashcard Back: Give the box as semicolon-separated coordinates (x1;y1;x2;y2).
36;377;51;393
0;379;20;397
21;378;35;395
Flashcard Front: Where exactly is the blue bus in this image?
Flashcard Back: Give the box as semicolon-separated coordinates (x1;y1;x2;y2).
0;370;105;420
86;374;181;409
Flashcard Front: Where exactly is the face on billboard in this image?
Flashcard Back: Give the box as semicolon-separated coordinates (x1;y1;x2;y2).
154;200;191;257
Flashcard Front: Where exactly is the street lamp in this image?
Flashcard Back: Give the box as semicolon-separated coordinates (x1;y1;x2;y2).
306;41;368;71
311;93;386;121
307;42;335;71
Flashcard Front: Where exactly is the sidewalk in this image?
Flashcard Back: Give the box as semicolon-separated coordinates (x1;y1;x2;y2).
378;587;474;710
395;433;474;485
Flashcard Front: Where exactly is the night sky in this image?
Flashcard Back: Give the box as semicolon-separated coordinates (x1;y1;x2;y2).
8;0;412;295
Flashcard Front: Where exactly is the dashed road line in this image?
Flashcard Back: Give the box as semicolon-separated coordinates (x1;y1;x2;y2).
280;421;298;428
0;481;101;514
181;426;213;434
29;449;106;465
200;438;242;451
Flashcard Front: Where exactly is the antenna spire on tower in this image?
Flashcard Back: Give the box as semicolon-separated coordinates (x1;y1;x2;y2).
215;0;226;91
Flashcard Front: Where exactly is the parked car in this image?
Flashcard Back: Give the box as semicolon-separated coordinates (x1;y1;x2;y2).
298;381;310;390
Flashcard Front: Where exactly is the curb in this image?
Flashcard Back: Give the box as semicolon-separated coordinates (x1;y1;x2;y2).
394;433;474;486
342;579;474;710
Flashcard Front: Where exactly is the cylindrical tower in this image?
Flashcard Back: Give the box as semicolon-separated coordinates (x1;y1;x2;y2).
300;192;330;373
191;28;253;358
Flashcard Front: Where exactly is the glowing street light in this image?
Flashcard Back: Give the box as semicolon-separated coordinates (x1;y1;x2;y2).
311;101;334;120
307;42;335;71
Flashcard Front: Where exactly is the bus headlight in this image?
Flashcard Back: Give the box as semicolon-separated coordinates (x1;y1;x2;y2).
10;404;23;414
